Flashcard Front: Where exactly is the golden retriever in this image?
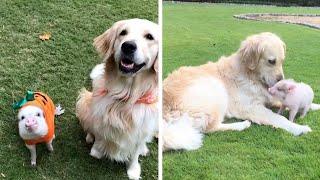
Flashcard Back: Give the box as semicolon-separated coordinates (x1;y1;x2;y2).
76;19;159;179
163;32;318;151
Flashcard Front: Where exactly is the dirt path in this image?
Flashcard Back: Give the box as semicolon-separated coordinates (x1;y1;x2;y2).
234;13;320;29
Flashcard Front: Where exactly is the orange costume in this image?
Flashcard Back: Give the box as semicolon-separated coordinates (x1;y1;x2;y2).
18;92;56;145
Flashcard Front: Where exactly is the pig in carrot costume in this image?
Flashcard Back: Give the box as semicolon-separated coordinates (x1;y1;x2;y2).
13;91;64;166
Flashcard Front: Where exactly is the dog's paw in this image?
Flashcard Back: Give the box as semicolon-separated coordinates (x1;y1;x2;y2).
31;161;36;167
292;125;312;136
127;163;141;180
90;147;103;159
242;120;251;129
236;120;251;131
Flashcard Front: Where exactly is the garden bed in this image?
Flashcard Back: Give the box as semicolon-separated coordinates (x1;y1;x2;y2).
234;13;320;29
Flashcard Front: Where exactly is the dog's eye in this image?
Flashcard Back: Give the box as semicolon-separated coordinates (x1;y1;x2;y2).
36;113;41;117
268;59;276;65
21;116;25;120
145;33;154;40
119;30;127;36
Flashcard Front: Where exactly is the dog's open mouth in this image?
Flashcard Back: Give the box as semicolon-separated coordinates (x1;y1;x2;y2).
262;77;275;89
119;58;145;74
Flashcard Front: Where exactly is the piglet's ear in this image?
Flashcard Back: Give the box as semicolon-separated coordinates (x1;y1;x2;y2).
288;85;296;92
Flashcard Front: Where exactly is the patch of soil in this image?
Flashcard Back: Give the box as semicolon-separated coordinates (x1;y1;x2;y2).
234;13;320;29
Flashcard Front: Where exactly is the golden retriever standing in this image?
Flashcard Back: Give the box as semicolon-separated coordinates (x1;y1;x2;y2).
76;19;159;179
163;32;319;151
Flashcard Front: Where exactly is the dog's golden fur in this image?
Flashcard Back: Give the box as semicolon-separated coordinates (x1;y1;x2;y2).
163;32;312;151
76;19;158;179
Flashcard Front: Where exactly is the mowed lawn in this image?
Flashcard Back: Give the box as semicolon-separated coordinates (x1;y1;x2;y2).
163;3;320;180
0;0;157;179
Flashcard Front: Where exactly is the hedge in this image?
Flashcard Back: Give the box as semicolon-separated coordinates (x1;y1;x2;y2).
164;0;320;7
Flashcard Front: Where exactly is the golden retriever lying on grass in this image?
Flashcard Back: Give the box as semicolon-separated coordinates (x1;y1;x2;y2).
163;32;319;151
76;19;159;179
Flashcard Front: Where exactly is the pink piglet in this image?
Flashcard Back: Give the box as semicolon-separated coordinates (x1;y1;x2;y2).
268;79;314;122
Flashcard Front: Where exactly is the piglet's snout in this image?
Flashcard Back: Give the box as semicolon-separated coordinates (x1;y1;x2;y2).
25;118;38;131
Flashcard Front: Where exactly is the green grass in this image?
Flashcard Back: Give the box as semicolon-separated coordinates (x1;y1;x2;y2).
0;0;158;179
163;2;320;179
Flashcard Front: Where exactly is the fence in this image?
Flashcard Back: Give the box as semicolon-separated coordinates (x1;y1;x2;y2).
164;0;320;7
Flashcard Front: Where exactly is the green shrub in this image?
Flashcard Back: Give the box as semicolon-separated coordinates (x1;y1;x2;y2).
165;0;320;7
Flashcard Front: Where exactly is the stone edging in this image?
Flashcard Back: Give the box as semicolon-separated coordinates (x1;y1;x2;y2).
234;13;320;29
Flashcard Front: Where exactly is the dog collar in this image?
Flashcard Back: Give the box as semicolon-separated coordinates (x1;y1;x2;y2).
136;91;157;104
94;88;157;104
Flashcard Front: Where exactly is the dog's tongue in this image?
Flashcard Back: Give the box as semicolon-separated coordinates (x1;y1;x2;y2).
121;60;134;69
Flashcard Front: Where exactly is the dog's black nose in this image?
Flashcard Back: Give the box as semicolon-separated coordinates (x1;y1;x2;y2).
121;41;137;55
276;75;284;82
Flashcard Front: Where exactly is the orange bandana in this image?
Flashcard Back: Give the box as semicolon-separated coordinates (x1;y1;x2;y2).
19;92;55;145
136;91;157;104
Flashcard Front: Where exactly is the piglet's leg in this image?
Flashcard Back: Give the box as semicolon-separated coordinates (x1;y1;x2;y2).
277;106;285;115
300;106;310;118
289;108;298;122
25;144;37;166
46;138;54;152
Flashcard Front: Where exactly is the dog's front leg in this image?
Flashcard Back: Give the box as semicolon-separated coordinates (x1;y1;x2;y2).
90;138;104;159
127;146;142;180
247;106;311;136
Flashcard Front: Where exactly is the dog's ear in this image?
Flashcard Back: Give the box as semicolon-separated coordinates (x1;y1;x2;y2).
153;53;158;73
239;36;264;70
282;41;286;57
93;21;123;60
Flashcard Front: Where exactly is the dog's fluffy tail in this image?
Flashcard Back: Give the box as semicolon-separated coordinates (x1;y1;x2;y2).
163;113;203;151
76;88;93;131
311;103;320;111
90;63;105;80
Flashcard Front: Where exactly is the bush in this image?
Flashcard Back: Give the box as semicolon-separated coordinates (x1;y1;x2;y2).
165;0;320;7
